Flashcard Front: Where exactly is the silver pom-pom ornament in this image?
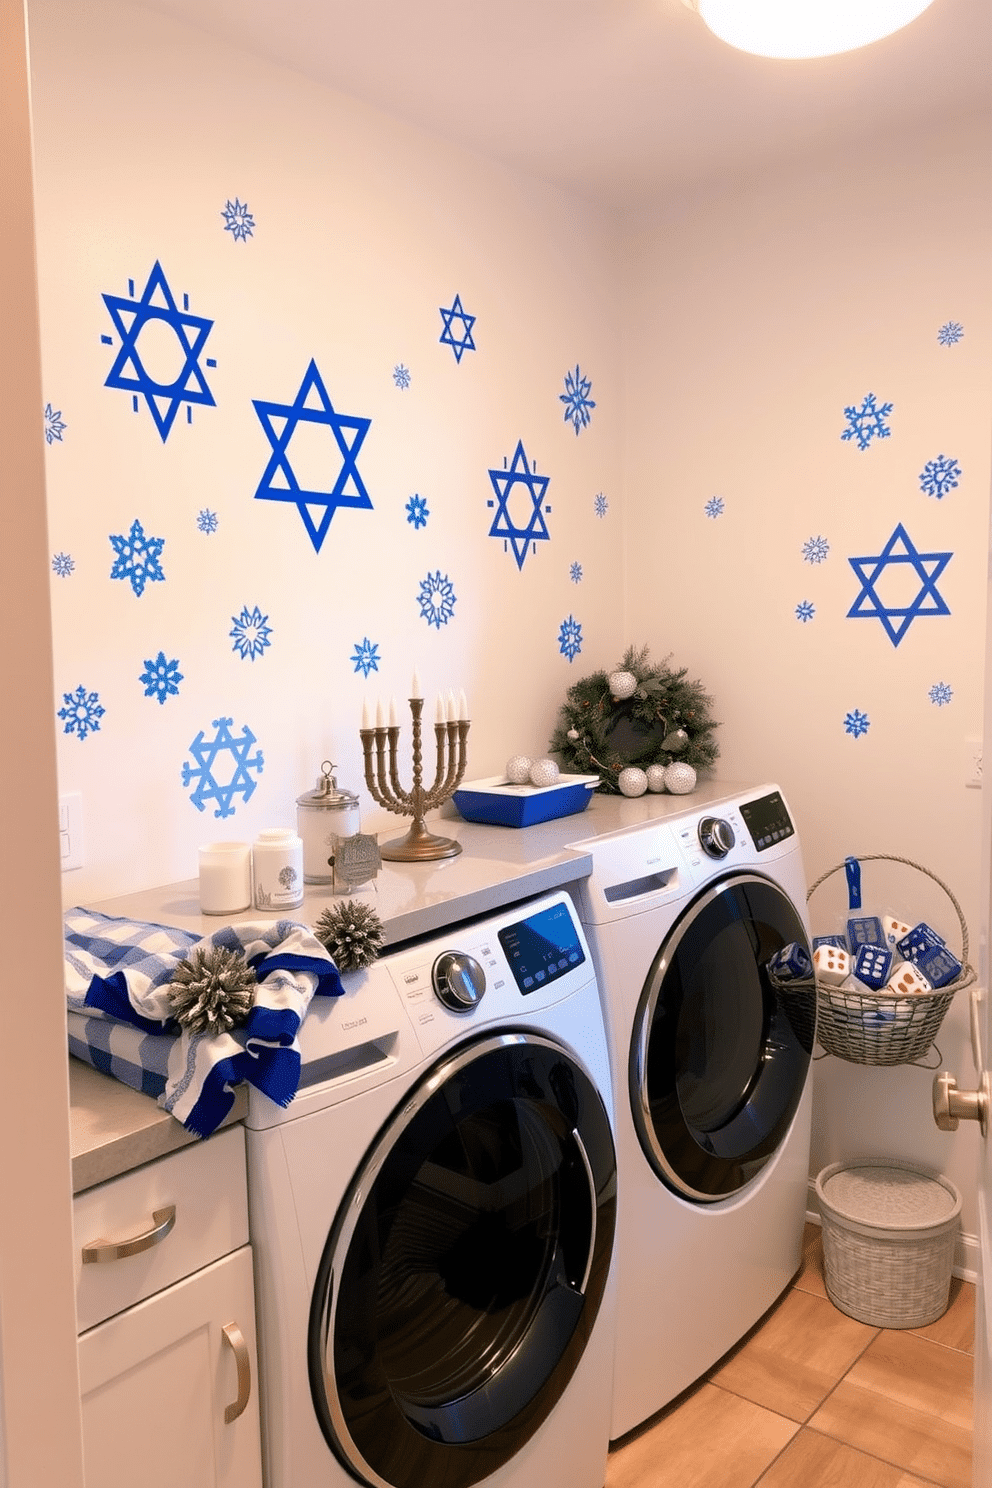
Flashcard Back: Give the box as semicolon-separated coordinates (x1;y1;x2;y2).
608;669;638;701
314;899;386;972
169;945;257;1036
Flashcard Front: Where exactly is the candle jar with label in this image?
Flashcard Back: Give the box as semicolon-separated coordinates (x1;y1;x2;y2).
252;828;305;911
296;762;361;884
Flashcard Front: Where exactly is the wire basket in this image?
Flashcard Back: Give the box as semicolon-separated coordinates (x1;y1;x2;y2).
806;854;975;1067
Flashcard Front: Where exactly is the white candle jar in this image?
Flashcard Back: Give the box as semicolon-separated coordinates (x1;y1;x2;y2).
252;828;304;911
296;763;361;884
198;841;252;915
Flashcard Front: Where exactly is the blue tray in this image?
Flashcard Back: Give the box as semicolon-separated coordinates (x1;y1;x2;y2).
453;774;599;828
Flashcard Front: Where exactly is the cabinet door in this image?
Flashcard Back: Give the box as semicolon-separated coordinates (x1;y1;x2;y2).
77;1245;261;1488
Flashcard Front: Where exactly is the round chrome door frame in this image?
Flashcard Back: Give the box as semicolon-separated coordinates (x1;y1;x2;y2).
630;871;815;1204
308;1029;617;1488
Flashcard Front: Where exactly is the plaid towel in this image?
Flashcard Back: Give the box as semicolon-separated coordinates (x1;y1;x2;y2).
65;908;344;1137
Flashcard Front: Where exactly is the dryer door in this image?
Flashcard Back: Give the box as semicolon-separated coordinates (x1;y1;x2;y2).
631;872;815;1203
308;1032;616;1488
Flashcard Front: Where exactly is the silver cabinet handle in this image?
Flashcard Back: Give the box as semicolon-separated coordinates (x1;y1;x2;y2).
222;1320;252;1423
81;1204;177;1264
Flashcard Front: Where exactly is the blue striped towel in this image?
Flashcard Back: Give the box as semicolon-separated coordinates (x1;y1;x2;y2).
65;908;344;1137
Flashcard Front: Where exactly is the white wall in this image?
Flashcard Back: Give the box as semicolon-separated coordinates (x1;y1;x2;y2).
621;115;992;1238
27;0;624;904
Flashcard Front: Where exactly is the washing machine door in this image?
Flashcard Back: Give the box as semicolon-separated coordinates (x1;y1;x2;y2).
630;871;815;1203
308;1031;616;1488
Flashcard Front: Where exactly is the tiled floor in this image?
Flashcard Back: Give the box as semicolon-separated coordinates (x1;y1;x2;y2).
605;1222;974;1488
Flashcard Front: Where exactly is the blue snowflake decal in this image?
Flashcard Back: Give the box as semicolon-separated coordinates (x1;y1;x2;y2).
802;535;830;565
937;321;964;346
844;709;870;739
487;440;552;570
417;570;457;629
230;604;273;662
182;717;264;818
847;523;952;648
197;508;218;535
558;615;583;663
929;681;953;707
44;402;67;444
559;365;595;435
570;561;583;583
594;492;609;518
101;261;216;441
109;519;165;597
253;359;373;553
393;364;411;389
439;293;476;363
795;601;815;623
351;637;380;678
52;552;75;578
139;651;184;705
58;684;105;741
841;392;893;451
919;454;961;500
704;496;725;519
406;493;429;529
221;198;255;242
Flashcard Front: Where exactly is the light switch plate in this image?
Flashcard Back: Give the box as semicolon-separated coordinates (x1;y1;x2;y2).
59;791;84;870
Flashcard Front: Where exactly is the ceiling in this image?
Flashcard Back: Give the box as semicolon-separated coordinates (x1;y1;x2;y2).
142;0;991;213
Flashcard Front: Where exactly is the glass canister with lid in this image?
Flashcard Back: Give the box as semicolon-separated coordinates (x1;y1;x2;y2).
296;761;361;884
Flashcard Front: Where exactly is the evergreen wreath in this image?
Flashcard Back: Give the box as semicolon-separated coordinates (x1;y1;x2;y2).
314;899;386;972
169;944;257;1036
548;644;720;794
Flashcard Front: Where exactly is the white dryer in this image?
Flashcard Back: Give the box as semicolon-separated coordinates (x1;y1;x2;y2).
245;889;617;1488
568;783;815;1440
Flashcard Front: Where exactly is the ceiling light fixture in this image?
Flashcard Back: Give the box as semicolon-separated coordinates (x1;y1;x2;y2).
681;0;938;59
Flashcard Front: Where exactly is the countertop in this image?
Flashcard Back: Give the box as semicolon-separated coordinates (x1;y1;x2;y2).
68;780;755;1191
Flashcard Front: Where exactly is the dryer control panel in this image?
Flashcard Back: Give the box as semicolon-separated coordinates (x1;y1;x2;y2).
738;790;795;852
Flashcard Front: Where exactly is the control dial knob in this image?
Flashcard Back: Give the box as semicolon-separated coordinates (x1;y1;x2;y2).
432;951;486;1012
698;816;735;858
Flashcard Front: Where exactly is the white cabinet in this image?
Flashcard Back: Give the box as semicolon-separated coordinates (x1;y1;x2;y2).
73;1127;262;1488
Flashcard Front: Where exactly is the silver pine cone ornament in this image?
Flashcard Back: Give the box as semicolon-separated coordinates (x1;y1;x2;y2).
169;945;257;1035
314;900;386;971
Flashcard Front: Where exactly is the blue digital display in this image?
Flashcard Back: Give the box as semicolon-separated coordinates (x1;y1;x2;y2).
498;900;585;995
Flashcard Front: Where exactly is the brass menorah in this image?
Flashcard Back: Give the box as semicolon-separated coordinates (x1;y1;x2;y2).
359;697;470;861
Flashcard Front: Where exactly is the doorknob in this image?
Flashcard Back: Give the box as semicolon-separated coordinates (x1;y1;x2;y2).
932;1070;990;1136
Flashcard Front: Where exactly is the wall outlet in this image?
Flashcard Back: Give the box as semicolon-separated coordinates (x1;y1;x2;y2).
966;739;983;790
59;791;84;870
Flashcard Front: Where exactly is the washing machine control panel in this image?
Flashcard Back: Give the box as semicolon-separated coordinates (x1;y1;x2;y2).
698;816;736;858
432;951;486;1011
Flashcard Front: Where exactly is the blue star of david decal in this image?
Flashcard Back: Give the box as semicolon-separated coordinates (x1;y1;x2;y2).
847;522;952;647
101;261;216;441
487;440;551;570
252;359;372;553
439;293;476;363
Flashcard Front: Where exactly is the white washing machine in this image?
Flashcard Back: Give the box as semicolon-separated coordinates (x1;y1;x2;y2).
568;783;816;1440
245;889;617;1488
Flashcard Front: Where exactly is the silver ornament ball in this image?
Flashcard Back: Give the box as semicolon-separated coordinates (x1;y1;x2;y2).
663;762;697;795
646;764;668;793
529;758;561;788
618;766;648;798
608;669;638;701
506;754;533;784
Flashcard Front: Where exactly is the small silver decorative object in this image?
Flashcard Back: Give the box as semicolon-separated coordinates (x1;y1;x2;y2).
331;832;382;892
296;761;361;885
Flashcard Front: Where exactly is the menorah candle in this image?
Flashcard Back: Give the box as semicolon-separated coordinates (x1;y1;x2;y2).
411;667;422;699
458;690;468;720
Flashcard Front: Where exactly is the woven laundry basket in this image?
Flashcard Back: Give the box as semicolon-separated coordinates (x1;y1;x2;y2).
815;1159;961;1328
